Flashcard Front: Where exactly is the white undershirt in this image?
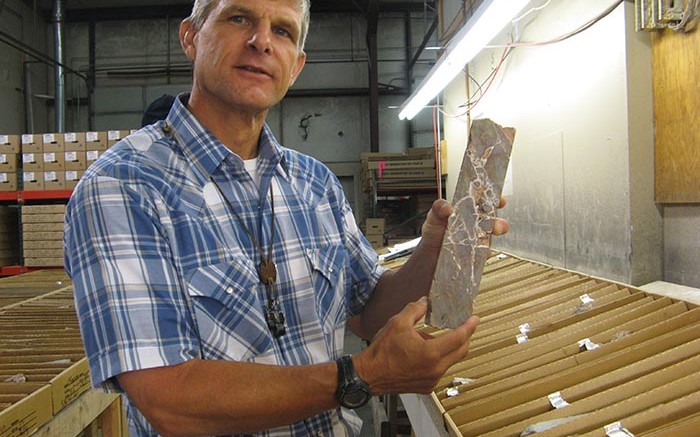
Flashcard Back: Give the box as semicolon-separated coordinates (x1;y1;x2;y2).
243;157;260;188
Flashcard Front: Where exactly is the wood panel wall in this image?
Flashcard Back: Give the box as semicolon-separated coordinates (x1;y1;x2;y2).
652;27;700;203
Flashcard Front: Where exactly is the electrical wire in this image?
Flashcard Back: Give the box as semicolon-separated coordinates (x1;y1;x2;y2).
512;0;553;24
446;0;624;118
669;0;700;32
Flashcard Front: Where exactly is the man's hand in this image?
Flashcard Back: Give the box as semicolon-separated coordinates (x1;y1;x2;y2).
420;198;509;251
352;297;479;395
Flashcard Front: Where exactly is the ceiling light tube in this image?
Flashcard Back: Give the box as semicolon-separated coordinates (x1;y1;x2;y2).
398;0;530;120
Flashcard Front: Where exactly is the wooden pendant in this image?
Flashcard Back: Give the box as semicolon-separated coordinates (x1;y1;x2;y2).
259;258;277;285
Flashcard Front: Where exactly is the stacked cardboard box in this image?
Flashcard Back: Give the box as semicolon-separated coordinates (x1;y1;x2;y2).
0;135;20;192
21;205;66;267
0;206;19;266
20;132;112;191
363;218;385;249
383;252;700;437
361;146;444;195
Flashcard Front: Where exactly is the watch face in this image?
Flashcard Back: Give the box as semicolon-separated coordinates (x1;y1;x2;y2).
342;385;370;408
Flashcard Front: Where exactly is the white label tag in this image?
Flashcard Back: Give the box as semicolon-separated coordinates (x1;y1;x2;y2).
43;133;56;143
446;387;460;397
580;294;594;305
21;134;34;144
87;132;99;142
0;135;8;144
519;323;531;334
548;392;570;409
65;132;77;142
496;253;508;260
22;154;35;163
44;171;57;181
0;154;6;164
0;173;6;183
65;151;78;161
605;422;635;436
44;152;56;163
108;130;121;140
578;338;601;351
516;333;529;344
87;150;99;160
66;171;78;180
23;172;35;182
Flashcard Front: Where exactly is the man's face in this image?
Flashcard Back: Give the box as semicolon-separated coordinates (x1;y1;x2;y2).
181;0;306;115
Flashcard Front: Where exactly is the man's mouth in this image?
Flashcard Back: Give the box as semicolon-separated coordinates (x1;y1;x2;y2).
240;65;271;76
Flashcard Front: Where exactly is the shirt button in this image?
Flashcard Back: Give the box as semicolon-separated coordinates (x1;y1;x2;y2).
328;267;334;274
226;287;234;294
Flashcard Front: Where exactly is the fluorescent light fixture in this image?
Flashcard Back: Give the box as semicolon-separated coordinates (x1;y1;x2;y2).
398;0;530;120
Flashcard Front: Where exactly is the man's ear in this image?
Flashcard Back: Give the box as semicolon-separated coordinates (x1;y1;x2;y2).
289;51;307;86
179;19;197;61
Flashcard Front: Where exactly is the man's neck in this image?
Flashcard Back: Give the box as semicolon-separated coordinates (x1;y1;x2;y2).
186;94;268;160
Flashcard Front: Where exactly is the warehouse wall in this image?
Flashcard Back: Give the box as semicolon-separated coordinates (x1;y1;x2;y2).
62;11;437;154
442;1;663;286
0;0;51;134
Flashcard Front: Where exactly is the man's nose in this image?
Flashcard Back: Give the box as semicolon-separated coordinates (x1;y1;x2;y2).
246;23;272;53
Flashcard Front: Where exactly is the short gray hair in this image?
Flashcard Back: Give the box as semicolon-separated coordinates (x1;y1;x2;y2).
186;0;311;50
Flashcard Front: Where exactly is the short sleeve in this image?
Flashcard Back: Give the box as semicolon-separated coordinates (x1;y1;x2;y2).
64;175;201;391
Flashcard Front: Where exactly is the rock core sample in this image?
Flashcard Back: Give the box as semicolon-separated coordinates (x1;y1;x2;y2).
426;119;515;328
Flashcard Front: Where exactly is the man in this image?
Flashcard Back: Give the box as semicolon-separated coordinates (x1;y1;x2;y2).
64;0;508;436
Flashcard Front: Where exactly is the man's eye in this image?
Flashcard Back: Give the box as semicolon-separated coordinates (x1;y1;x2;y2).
274;27;291;38
230;15;245;24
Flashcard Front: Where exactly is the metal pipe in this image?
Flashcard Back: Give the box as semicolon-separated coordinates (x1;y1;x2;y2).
53;0;66;132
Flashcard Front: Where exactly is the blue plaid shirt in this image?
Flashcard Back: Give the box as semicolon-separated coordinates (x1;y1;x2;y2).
64;94;386;437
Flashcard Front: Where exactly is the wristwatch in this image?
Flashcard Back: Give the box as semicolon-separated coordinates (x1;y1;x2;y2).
335;355;372;409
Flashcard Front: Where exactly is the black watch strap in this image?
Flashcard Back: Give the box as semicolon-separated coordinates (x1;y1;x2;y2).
335;355;371;409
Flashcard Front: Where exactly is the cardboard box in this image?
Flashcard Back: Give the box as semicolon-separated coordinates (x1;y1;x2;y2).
0;135;20;154
64;151;86;171
50;357;91;414
63;132;86;151
0;153;19;172
0;384;53;437
20;134;41;153
0;173;18;192
65;171;84;190
41;133;64;153
22;172;43;191
107;130;130;147
42;152;65;171
22;204;66;215
21;153;43;172
365;218;385;234
43;171;66;190
86;131;108;151
366;235;384;248
366;159;435;170
86;149;102;166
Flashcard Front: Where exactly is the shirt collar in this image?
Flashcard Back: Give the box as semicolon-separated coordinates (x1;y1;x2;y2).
165;93;287;181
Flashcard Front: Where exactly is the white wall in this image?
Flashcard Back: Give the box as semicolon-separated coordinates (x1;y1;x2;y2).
441;0;661;285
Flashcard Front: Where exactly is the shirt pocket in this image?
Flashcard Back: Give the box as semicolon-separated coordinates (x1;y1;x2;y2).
305;244;348;334
186;256;273;361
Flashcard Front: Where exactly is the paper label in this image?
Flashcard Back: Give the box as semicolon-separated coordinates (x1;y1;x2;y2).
519;323;531;334
22;153;35;163
108;130;121;140
516;333;529;344
66;171;78;180
604;422;635;436
45;171;57;181
87;150;99;160
44;152;56;162
0;173;6;183
23;172;35;182
0;154;6;164
65;151;78;161
65;132;77;142
43;133;56;143
548;392;570;409
87;132;99;142
22;134;34;144
578;338;601;351
580;294;594;305
0;135;8;144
